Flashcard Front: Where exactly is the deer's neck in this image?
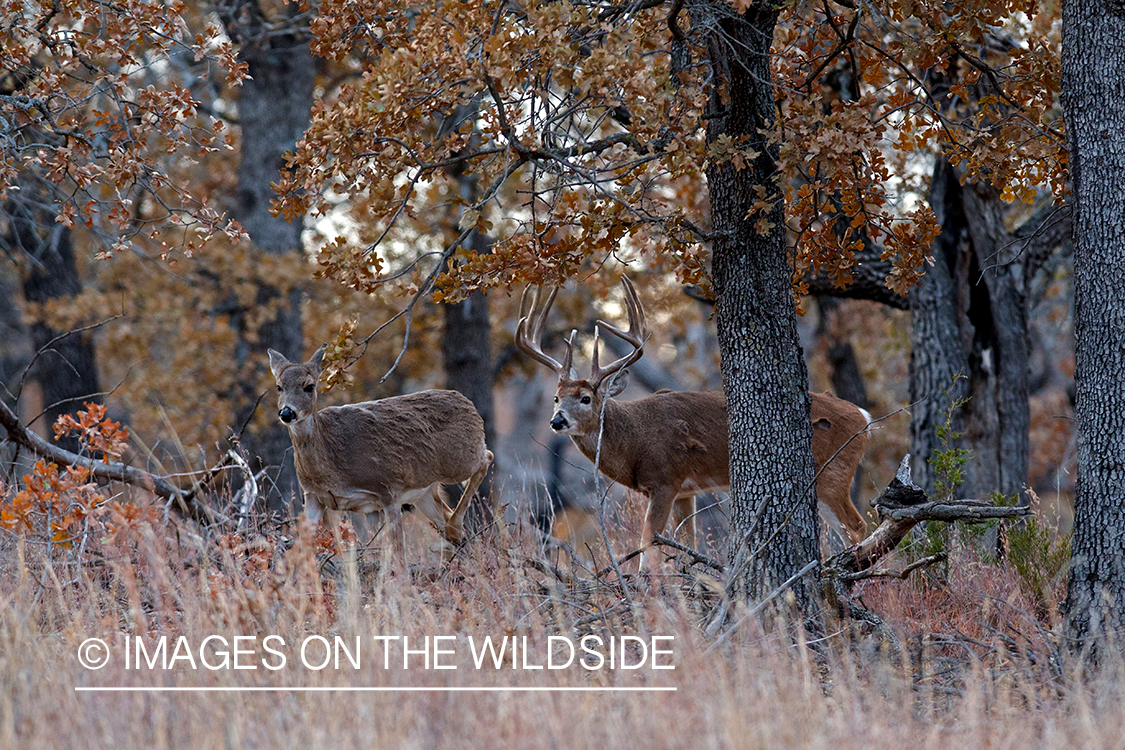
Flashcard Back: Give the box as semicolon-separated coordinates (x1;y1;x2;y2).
288;411;331;485
287;411;320;442
571;400;634;484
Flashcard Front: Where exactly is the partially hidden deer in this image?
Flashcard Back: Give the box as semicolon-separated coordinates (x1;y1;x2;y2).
268;346;493;550
515;277;871;567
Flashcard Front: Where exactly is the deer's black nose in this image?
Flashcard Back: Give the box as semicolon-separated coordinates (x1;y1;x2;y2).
279;407;297;424
550;413;568;431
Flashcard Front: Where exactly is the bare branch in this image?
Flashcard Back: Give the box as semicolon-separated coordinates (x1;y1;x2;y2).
0;396;218;523
838;551;947;582
653;532;723;573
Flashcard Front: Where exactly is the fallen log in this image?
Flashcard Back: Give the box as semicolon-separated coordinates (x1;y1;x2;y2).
824;454;1029;578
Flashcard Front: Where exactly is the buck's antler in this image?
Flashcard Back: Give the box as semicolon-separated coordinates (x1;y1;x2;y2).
516;285;572;378
590;276;649;389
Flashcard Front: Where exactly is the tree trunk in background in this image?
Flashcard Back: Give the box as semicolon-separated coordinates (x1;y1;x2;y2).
4;197;100;453
959;182;1030;503
1060;0;1125;655
221;2;314;512
0;267;28;410
910;160;971;498
704;1;821;624
912;155;1066;506
816;296;871;517
438;101;497;529
442;233;496;529
817;296;871;410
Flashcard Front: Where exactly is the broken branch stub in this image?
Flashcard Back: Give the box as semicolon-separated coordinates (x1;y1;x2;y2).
825;454;1031;579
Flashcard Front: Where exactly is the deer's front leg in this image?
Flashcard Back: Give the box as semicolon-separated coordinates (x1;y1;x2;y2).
383;501;409;577
638;486;677;574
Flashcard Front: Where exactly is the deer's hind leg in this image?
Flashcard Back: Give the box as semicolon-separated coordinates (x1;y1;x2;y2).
671;493;697;549
446;450;494;545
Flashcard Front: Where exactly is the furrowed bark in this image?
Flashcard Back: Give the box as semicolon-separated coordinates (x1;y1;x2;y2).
1060;0;1125;656
701;0;822;625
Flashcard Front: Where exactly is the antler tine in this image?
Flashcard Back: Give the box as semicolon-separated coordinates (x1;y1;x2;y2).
515;285;566;376
590;276;650;388
590;324;600;377
625;275;648;341
562;329;577;377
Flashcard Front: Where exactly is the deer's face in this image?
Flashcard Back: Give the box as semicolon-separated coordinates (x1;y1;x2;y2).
268;347;325;428
550;372;627;436
274;365;319;425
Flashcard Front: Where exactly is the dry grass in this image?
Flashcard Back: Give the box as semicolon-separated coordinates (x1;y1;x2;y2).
0;479;1120;750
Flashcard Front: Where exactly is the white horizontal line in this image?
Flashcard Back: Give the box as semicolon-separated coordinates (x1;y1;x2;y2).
75;686;676;693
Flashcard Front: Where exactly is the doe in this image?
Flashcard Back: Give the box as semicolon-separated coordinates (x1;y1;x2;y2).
268;346;493;550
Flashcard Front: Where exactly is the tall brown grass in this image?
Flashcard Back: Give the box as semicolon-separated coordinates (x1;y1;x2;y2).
2;505;1122;750
0;409;1117;749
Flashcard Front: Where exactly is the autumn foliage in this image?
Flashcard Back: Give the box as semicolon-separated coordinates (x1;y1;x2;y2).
1;0;248;255
267;0;1064;317
0;403;153;549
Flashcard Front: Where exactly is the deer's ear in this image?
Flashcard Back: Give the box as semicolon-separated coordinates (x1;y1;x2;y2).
602;369;630;398
268;349;289;379
308;344;327;373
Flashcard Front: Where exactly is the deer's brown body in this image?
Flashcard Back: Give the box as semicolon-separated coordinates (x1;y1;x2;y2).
516;278;870;568
269;347;492;546
564;387;869;547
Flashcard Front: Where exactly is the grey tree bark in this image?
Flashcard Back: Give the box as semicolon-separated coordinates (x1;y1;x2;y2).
907;157;1069;503
442;232;496;529
909;160;972;497
220;0;314;512
958;181;1031;502
1060;0;1125;654
702;1;821;623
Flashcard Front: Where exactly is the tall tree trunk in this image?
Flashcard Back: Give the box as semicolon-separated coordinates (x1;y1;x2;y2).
910;159;971;497
442;231;496;529
910;159;1037;507
704;1;821;624
222;2;314;512
959;182;1030;503
4;196;100;452
1060;0;1125;653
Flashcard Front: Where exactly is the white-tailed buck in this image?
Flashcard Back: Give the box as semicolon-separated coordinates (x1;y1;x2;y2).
268;347;493;549
515;277;870;566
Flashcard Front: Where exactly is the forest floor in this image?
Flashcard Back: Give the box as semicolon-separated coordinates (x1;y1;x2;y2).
0;484;1113;750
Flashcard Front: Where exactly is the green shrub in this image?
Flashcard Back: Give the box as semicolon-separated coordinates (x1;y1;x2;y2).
1005;500;1071;610
921;375;971;561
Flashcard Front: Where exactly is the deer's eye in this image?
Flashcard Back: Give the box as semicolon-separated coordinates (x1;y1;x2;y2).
553;396;559;403
580;396;591;405
276;385;282;392
304;384;315;393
